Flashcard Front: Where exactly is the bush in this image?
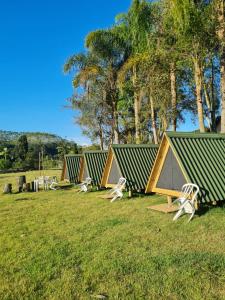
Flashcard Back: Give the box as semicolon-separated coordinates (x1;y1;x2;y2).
0;159;12;170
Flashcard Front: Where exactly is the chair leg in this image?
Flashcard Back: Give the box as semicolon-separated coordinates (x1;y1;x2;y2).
50;183;57;190
110;195;118;203
173;209;185;221
111;191;123;203
188;210;195;223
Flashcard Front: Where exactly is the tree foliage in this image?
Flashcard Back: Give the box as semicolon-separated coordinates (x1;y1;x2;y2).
64;0;224;147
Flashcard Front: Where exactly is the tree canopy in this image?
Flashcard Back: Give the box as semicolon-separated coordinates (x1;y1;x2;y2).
64;0;225;147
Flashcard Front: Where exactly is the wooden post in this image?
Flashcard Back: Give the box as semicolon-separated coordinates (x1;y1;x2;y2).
3;183;12;194
195;201;199;210
23;183;31;192
17;176;26;193
128;189;133;198
39;152;41;176
167;196;172;206
31;181;35;192
42;149;44;175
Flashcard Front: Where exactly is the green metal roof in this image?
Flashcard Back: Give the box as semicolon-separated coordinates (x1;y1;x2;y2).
83;151;108;186
112;144;159;149
64;154;83;183
112;144;159;191
166;131;225;139
166;132;225;203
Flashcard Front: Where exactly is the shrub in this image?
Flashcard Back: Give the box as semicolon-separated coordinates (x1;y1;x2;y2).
0;159;12;170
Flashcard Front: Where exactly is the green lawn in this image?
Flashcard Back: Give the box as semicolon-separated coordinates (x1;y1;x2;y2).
0;171;225;299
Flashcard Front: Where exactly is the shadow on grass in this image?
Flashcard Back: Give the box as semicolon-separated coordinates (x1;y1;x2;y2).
57;184;74;190
15;197;35;201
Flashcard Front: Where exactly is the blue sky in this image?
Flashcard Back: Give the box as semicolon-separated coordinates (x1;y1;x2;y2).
0;1;197;145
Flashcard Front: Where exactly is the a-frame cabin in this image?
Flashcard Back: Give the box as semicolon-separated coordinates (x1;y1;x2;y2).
80;151;108;186
61;154;84;183
101;144;159;192
145;132;225;203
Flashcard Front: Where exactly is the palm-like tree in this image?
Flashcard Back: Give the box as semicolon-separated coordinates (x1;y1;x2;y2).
85;28;130;144
168;0;214;132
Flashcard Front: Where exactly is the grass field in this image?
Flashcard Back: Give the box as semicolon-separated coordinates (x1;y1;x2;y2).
0;170;225;299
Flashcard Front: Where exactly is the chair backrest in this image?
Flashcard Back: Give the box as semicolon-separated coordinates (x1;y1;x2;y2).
116;177;126;190
37;176;50;185
181;183;199;203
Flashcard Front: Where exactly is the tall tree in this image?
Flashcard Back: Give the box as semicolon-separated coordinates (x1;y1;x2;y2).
168;0;214;132
85;28;130;143
117;0;161;143
215;0;225;132
16;135;28;161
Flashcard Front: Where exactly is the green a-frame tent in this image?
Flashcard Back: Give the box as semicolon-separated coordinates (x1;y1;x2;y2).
101;144;159;192
61;154;84;183
81;151;108;187
146;132;225;203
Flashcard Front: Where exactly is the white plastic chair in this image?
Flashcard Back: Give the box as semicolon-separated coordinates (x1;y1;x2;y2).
78;177;92;193
34;176;49;191
109;177;126;203
172;183;199;222
49;176;58;190
34;176;58;191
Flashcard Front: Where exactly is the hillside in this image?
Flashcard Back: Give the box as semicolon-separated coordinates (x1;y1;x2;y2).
0;130;66;144
0;130;79;171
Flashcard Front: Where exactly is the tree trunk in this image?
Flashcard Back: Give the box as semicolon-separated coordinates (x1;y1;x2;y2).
109;68;119;144
203;58;217;132
99;124;104;150
149;92;158;144
170;62;177;131
114;108;119;144
133;65;141;144
217;0;225;133
111;100;119;144
220;53;225;133
193;56;205;133
203;83;212;130
210;58;216;132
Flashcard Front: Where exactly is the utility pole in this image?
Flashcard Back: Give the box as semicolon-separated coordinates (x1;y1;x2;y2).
39;152;41;176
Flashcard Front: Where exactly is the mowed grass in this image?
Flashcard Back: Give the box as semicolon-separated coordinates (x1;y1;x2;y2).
0;171;225;299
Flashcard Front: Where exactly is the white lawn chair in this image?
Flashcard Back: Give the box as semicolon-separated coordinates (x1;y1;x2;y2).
49;176;58;190
172;183;199;222
34;176;58;191
78;177;92;193
34;176;50;191
109;177;126;203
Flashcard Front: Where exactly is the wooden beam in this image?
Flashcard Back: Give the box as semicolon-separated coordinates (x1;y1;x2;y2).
106;150;114;186
105;183;117;188
101;149;112;187
61;158;66;181
146;135;169;193
152;187;182;198
78;157;84;183
167;196;172;205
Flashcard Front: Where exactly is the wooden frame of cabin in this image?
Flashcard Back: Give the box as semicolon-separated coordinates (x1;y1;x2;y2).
101;148;122;188
61;154;84;183
146;132;225;206
101;144;159;192
145;134;189;199
61;157;67;181
79;158;85;182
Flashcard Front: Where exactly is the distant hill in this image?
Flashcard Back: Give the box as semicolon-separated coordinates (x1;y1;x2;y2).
0;130;67;144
